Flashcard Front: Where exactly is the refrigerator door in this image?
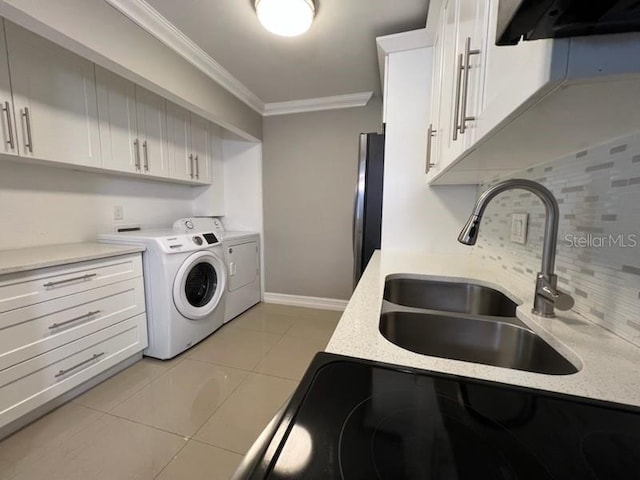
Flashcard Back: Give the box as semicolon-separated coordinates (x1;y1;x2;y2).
353;133;385;288
352;134;367;287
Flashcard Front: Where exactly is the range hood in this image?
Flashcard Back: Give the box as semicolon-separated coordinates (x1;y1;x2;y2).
497;0;640;45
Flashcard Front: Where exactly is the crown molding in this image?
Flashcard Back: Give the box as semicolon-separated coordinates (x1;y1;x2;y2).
376;28;431;88
263;91;374;116
104;0;265;114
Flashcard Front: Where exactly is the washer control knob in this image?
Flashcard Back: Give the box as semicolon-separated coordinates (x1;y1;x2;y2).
192;236;203;245
185;220;194;230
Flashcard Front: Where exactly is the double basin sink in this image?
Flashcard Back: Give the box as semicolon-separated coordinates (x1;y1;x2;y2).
380;275;578;375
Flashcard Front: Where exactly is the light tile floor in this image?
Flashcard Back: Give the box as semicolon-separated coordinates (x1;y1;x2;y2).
0;303;342;480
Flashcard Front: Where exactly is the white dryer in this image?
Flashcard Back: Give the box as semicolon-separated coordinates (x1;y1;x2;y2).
98;228;226;359
174;218;261;323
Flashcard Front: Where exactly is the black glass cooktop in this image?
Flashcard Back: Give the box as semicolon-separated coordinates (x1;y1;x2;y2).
241;353;640;480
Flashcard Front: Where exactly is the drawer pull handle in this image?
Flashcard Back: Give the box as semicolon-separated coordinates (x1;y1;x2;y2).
54;352;105;378
49;310;101;330
43;273;97;288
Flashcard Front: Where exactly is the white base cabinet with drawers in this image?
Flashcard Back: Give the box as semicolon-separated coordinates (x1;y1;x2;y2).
0;253;147;436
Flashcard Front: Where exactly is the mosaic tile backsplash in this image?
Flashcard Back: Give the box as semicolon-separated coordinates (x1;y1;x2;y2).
474;132;640;347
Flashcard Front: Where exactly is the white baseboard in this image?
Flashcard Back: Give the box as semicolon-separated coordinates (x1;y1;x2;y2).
263;292;348;312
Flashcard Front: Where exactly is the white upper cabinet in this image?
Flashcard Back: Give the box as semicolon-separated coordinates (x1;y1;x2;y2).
426;0;640;185
427;0;489;181
455;0;488;150
96;67;138;173
166;102;192;182
189;113;212;184
0;22;18;157
97;69;170;179
167;102;213;184
434;0;462;168
0;19;218;186
135;86;169;178
4;22;101;168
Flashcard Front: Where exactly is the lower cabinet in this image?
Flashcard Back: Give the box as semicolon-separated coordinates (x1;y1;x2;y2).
0;316;146;429
0;253;148;432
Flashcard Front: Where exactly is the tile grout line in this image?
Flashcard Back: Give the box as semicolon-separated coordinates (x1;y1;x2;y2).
187;326;292;442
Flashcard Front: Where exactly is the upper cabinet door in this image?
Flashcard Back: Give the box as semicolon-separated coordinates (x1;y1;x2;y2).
189;113;211;184
136;87;169;178
455;0;489;149
166;102;192;181
437;0;463;166
4;22;101;168
96;66;138;174
0;22;18;157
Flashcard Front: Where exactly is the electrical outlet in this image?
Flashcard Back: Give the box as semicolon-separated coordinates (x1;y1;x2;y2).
113;205;124;221
510;213;528;244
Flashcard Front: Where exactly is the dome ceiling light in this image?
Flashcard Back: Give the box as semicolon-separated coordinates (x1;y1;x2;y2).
255;0;316;37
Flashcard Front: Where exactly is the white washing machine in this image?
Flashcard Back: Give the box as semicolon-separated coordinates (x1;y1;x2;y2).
98;228;226;359
173;218;261;323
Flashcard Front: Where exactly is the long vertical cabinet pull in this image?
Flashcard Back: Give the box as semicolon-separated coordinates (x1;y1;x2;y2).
459;37;480;134
188;153;194;178
194;155;199;179
425;124;436;174
22;107;33;152
452;54;464;141
142;140;149;171
133;139;141;171
3;101;14;149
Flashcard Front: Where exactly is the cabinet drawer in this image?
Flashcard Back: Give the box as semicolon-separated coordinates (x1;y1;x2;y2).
0;315;146;429
0;253;142;313
0;279;146;371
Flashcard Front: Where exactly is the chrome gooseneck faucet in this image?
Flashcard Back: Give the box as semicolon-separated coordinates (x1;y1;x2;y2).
458;179;574;317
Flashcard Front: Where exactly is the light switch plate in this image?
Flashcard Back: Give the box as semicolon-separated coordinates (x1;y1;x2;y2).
511;213;528;244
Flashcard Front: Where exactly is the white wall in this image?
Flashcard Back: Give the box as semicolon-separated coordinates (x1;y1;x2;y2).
381;47;478;253
0;160;196;250
218;139;264;294
220;140;263;234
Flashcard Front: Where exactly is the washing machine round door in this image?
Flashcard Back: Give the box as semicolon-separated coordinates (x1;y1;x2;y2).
173;251;226;320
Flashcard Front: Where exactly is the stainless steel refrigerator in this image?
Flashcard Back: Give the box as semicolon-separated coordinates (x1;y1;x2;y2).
352;132;385;287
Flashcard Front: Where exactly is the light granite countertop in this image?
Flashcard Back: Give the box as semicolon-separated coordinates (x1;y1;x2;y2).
0;242;145;275
326;250;640;407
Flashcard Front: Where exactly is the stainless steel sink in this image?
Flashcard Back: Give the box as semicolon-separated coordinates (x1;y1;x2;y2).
384;276;519;317
379;311;578;375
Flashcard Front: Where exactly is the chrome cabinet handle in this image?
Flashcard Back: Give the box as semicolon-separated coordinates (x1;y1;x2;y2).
22;107;33;152
43;273;97;288
425;123;436;174
459;37;480;135
3;101;14;149
194;155;199;179
54;352;105;378
143;140;149;171
189;154;194;178
49;310;101;330
134;139;141;171
452;53;464;141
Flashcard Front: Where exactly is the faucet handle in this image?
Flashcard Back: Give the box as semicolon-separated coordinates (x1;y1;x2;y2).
534;273;575;316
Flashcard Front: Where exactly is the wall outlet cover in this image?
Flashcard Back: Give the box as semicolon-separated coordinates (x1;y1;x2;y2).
113;205;124;221
511;213;528;244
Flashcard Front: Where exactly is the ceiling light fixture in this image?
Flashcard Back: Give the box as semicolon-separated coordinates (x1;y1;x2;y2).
255;0;315;37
